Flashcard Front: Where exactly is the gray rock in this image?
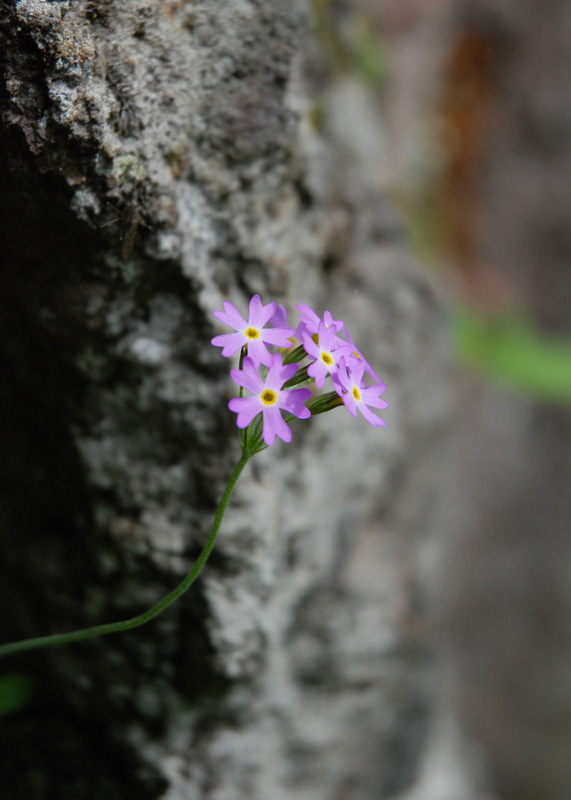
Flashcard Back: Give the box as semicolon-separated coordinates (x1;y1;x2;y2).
0;2;450;797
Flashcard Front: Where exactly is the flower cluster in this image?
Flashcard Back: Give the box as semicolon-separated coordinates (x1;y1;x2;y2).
211;295;388;451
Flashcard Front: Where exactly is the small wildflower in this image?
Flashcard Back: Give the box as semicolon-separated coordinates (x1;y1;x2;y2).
332;358;388;427
338;327;385;386
212;295;295;367
228;355;312;446
301;319;353;388
213;295;388;445
1;298;391;661
295;302;343;340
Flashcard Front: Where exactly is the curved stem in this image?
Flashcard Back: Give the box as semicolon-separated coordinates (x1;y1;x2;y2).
0;453;250;659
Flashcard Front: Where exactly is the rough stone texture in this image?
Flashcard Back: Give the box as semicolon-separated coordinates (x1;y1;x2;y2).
0;2;450;798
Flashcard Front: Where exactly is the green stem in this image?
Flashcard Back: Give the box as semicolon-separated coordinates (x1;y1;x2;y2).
0;453;250;659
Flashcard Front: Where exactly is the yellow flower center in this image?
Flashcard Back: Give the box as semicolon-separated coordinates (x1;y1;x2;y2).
260;389;277;406
352;386;361;401
245;327;260;340
321;352;333;366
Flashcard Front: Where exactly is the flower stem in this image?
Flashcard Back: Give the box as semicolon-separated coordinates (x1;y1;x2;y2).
0;453;250;659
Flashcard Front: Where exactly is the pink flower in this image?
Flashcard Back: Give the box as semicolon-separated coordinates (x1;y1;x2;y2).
332;358;388;427
295;302;343;341
301;319;353;388
212;295;295;367
338;327;385;386
270;303;289;330
228;355;312;446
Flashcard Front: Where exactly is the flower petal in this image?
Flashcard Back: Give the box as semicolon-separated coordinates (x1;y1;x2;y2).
265;354;296;387
332;359;352;393
345;359;366;386
246;338;274;367
213;302;247;331
307;360;328;388
261;327;297;347
300;328;319;359
281;387;311;418
271;304;289;328
249;294;276;328
357;403;386;427
296;302;320;332
360;387;388;409
211;332;245;357
317;319;335;350
228;395;261;428
323;310;343;331
341;394;358;416
230;357;264;394
263;406;291;445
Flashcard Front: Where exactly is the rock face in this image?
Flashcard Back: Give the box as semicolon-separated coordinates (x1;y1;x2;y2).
0;2;450;798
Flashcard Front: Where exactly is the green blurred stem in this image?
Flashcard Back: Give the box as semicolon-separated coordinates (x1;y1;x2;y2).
0;453;250;659
452;306;571;404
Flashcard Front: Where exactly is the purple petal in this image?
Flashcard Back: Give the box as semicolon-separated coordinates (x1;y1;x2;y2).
360;386;388;409
296;303;320;335
340;389;357;416
276;361;299;385
317;319;335;349
361;394;389;410
231;357;264;394
296;302;319;322
242;356;265;383
248;295;276;328
333;359;352;393
228;395;262;428
358;404;386;427
260;327;297;347
323;310;343;331
213;302;247;331
364;365;384;385
265;354;295;387
345;359;366;386
246;338;274;367
271;304;289;328
307;359;328;388
300;328;319;359
211;331;245;357
331;372;345;397
340;332;383;384
281;387;311;418
263;406;292;445
295;321;310;342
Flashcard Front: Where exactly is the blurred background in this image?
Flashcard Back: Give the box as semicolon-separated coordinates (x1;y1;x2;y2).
354;1;571;798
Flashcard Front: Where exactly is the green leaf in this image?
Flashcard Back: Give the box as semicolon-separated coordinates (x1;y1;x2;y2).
452;307;571;404
0;673;34;716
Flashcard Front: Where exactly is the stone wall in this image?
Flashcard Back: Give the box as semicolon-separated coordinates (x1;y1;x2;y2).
0;2;450;797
